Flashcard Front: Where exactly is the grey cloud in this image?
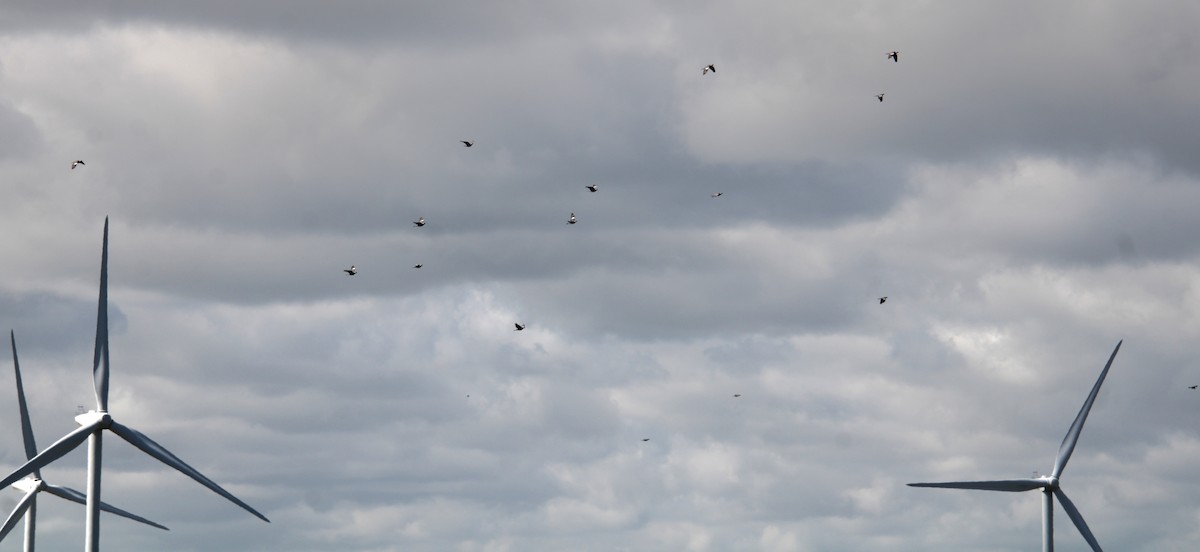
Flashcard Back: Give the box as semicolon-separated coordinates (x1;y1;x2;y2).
2;2;1200;551
0;98;42;160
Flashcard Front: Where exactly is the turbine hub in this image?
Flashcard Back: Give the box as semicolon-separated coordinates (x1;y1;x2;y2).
1039;475;1060;489
74;410;112;428
13;477;44;493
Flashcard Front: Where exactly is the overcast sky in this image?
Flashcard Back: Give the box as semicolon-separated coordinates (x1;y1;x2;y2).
0;1;1198;550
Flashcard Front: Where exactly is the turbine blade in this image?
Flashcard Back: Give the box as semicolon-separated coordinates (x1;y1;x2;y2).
0;489;37;543
39;482;84;505
93;217;110;412
907;479;1045;492
0;420;99;490
11;331;39;467
43;484;169;531
1053;340;1122;478
1053;488;1103;551
109;421;269;522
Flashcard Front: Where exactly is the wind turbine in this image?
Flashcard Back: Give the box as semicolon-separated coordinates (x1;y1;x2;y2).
2;331;167;551
908;340;1123;552
0;218;269;552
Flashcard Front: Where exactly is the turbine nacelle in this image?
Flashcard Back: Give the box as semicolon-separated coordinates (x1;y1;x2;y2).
10;478;44;494
74;410;110;428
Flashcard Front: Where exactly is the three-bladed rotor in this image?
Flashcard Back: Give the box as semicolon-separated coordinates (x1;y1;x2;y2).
908;340;1122;552
1;330;168;548
0;219;269;534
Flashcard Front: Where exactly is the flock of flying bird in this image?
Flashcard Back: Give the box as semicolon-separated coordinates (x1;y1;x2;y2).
44;48;1195;551
321;55;911;443
330;54;903;339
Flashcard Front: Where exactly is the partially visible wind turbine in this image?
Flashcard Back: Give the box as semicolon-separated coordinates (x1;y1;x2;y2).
2;331;167;551
0;218;268;552
909;340;1123;552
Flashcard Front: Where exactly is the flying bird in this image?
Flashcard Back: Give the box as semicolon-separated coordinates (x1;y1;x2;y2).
461;140;474;147
1189;385;1197;390
876;94;885;102
344;265;357;275
703;64;716;75
879;296;888;304
733;394;741;398
413;264;423;269
414;217;426;227
514;323;526;331
568;213;577;224
887;51;899;62
586;185;598;192
71;160;85;169
641;438;650;442
711;192;723;198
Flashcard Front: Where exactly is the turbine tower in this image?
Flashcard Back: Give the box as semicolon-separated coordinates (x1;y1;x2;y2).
2;331;168;551
0;218;269;552
908;340;1122;552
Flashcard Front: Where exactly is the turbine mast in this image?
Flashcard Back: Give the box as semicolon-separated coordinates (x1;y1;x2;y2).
85;433;102;552
1043;488;1054;552
23;500;34;552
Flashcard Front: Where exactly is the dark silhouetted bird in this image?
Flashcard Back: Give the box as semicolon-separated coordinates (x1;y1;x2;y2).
887;51;899;62
586;185;598;192
568;213;577;224
344;265;357;275
703;64;716;75
71;160;85;169
1189;385;1198;390
876;94;885;102
879;296;888;304
733;394;741;398
414;217;426;227
461;140;474;147
641;438;650;442
514;323;526;331
414;264;423;269
711;192;723;198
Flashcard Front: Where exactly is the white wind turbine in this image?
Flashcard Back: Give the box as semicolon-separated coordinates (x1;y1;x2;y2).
0;218;269;552
2;331;167;551
909;340;1122;552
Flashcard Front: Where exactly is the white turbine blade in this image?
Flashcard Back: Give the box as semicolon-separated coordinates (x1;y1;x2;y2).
907;479;1045;492
92;217;111;412
0;489;37;543
109;421;270;522
0;420;100;490
1053;340;1122;479
10;331;39;465
43;483;169;531
1053;488;1103;551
